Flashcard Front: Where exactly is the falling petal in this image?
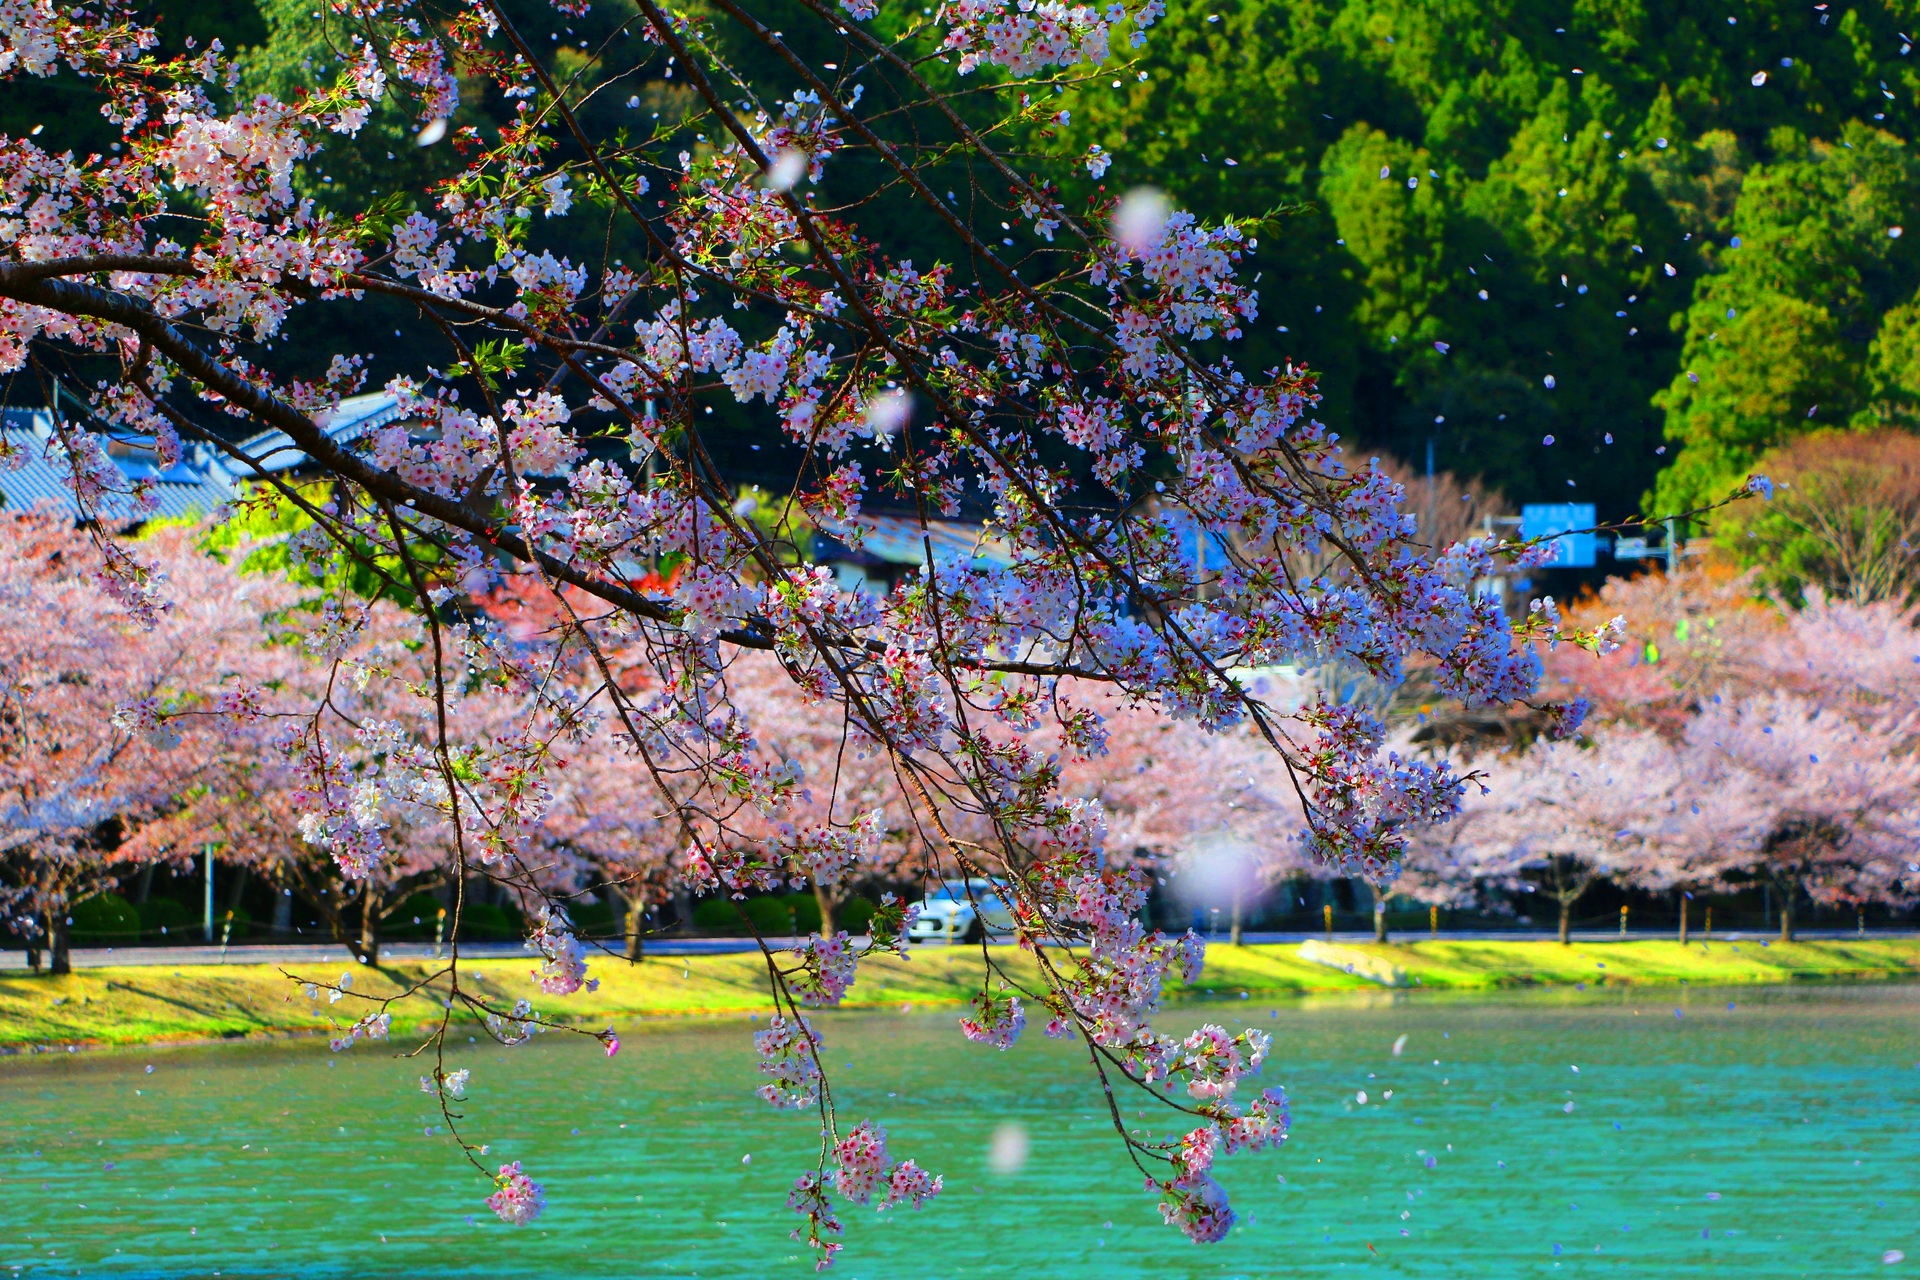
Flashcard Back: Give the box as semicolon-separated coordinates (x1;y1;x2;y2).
1113;187;1171;252
987;1122;1030;1175
865;390;913;438
763;148;809;192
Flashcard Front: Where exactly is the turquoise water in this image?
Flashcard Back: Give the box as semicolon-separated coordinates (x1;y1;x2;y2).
2;983;1916;1278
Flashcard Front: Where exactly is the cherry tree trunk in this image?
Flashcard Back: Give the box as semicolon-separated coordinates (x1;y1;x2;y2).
48;907;71;976
1558;901;1572;946
1778;889;1796;944
623;893;646;963
1372;895;1388;944
358;883;381;966
813;883;838;938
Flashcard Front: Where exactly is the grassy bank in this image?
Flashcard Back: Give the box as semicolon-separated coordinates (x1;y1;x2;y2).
3;937;1917;1050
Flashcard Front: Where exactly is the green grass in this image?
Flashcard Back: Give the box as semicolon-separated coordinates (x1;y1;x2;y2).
3;937;1916;1049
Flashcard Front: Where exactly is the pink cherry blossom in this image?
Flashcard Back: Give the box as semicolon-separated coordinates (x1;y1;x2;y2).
486;1162;546;1226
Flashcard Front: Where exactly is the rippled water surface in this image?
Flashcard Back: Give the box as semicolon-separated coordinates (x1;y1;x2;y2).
3;981;1917;1278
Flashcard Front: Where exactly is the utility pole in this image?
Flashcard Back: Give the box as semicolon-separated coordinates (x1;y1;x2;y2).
1425;436;1436;546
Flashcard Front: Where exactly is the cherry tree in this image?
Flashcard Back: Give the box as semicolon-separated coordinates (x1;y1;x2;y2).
1546;563;1777;735
1610;747;1770;942
716;648;941;937
0;0;1745;1256
191;616;553;965
0;514;284;972
536;740;683;959
1062;690;1306;943
1425;730;1690;943
1681;692;1920;941
1392;763;1505;917
1551;576;1920;939
537;647;931;955
1747;589;1920;713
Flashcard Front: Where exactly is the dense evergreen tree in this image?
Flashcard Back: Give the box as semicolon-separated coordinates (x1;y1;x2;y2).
1655;123;1920;511
1053;0;1920;521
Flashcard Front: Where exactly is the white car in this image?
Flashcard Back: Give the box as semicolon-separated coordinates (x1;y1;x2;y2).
906;878;1015;943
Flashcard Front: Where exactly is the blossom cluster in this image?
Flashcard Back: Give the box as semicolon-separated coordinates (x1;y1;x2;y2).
753;1014;823;1109
788;932;859;1008
487;1161;546;1226
420;1068;471;1099
484;998;542;1047
1153;1088;1291;1242
527;908;597;995
829;1121;941;1210
327;1009;391;1053
958;990;1026;1049
938;0;1165;75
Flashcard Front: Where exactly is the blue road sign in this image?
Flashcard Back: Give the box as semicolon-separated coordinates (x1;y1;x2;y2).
1520;503;1598;568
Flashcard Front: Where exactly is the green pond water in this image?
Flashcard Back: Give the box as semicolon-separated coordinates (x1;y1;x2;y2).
2;982;1916;1278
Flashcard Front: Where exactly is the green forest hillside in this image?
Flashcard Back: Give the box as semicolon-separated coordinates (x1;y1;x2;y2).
1053;0;1920;517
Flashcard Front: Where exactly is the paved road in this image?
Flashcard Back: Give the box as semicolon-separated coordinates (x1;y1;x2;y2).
2;928;1907;970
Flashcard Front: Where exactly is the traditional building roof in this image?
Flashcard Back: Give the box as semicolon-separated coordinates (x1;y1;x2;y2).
0;407;234;523
858;514;1013;569
230;391;411;474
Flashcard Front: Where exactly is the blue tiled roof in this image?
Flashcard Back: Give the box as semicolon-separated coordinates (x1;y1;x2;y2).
232;391;411;474
827;514;1013;569
0;407;234;524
